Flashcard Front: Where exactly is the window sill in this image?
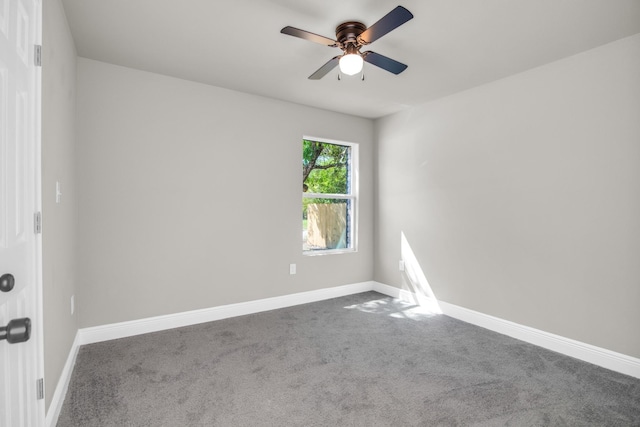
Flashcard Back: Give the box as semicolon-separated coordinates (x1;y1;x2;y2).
303;248;357;256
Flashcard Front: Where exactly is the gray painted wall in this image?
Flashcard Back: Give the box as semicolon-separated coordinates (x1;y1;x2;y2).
40;3;640;414
75;58;374;328
42;0;79;410
375;34;640;358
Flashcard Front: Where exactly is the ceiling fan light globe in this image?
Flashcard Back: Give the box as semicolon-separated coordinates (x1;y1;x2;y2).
339;54;363;75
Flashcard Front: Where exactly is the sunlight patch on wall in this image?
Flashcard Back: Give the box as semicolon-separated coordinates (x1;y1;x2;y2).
400;232;442;314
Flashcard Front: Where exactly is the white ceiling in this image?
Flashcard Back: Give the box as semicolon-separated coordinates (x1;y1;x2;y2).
60;0;640;119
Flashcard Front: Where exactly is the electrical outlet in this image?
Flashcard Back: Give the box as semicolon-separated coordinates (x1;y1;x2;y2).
399;260;405;271
289;264;296;275
71;295;75;315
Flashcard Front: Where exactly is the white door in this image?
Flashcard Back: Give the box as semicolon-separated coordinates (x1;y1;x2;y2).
0;0;43;425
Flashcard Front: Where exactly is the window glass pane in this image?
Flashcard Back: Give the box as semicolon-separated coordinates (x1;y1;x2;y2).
303;140;350;195
302;198;350;251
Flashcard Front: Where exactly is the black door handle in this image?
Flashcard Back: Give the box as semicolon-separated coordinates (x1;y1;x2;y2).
0;273;15;292
0;318;31;344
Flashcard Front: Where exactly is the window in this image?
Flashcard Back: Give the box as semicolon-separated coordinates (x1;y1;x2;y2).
302;137;357;254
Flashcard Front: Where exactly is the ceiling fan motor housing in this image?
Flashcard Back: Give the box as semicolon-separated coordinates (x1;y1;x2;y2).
336;21;367;48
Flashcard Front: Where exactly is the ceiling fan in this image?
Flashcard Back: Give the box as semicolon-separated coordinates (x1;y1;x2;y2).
280;6;414;80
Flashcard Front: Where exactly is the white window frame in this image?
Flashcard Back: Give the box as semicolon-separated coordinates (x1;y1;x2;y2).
303;136;359;256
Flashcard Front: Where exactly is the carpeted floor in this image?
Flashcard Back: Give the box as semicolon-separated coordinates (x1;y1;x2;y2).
57;292;640;426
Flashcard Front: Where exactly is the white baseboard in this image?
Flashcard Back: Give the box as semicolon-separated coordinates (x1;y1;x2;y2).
373;281;640;379
77;281;375;345
47;280;640;427
46;331;81;427
437;300;640;379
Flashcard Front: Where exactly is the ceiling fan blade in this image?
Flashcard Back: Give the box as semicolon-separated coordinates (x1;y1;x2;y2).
280;26;339;47
359;6;414;44
362;51;408;75
308;56;341;80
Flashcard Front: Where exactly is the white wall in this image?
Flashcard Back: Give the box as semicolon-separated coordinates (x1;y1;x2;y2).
76;58;374;328
42;0;78;410
375;34;640;358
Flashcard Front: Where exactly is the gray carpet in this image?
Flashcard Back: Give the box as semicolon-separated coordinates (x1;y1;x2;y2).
57;292;640;426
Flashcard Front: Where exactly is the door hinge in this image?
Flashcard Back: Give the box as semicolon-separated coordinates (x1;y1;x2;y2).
34;212;42;234
36;378;44;400
34;45;42;67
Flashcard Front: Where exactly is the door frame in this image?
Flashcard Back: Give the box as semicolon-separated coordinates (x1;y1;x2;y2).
34;0;45;422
